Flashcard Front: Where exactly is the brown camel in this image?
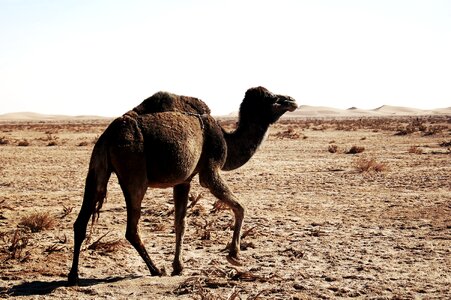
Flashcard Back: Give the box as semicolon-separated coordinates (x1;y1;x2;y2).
68;86;297;285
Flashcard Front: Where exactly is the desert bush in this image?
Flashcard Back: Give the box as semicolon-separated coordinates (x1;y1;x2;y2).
78;141;89;146
347;146;365;154
274;127;301;139
44;243;65;255
354;157;389;173
0;199;12;210
17;139;30;147
328;144;338;153
439;140;451;147
423;125;446;136
174;277;217;298
88;232;125;254
1;229;30;261
19;212;56;232
47;141;58;146
60;205;74;219
0;136;9;145
408;146;423;154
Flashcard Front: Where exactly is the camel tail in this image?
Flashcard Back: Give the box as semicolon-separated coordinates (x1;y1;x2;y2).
83;133;112;226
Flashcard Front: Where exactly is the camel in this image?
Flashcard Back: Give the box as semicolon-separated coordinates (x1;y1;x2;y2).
68;86;297;285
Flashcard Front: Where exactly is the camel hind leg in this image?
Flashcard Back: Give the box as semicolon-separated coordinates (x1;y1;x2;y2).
68;168;111;285
121;182;162;276
113;153;163;276
172;182;190;275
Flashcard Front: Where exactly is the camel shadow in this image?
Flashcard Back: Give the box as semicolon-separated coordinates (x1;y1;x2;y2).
7;275;142;296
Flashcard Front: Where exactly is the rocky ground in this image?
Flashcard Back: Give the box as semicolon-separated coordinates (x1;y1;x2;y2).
0;116;450;299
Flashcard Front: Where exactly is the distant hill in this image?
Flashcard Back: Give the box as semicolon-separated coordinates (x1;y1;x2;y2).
0;112;110;120
1;106;450;120
283;105;451;117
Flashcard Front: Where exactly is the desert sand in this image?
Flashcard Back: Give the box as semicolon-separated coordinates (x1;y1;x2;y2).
0;111;450;299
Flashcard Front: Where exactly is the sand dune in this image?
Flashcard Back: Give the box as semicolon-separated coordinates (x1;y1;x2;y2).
0;106;450;120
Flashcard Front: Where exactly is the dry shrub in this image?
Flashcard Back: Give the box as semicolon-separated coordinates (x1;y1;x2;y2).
44;243;65;255
347;146;365;154
17;140;30;147
78;141;89;146
47;141;58;146
88;232;125;254
328;144;338;153
274;127;301;139
1;229;30;261
354;157;389;173
0;136;9;145
174;277;218;299
193;217;214;241
423;125;446;136
408;146;423;154
19;212;56;232
439;140;451;147
188;192;205;209
60;205;74;219
0;199;13;210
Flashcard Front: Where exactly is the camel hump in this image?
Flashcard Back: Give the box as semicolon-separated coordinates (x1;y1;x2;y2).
133;91;211;116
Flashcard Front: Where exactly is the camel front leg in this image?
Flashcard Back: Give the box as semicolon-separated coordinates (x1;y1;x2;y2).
172;183;190;275
200;170;244;264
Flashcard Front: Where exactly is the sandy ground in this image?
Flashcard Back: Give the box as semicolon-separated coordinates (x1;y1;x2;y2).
0;116;450;299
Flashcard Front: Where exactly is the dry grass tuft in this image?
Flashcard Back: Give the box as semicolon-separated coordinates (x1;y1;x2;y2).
1;229;31;261
17;139;30;147
0;199;13;210
193;217;214;241
60;205;74;219
19;212;56;232
347;146;365;154
44;243;65;255
87;232;126;254
188;192;205;209
354;157;389;173
0;136;10;145
408;146;423;154
328;144;338;153
174;277;218;299
274;127;301;139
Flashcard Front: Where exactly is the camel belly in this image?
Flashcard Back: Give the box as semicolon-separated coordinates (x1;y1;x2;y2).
138;113;204;186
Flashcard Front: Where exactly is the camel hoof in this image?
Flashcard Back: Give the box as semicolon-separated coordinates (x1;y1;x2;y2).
67;272;79;286
171;269;183;276
226;254;243;266
149;265;167;277
171;263;183;276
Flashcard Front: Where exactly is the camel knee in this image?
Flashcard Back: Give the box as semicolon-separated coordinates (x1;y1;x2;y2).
125;228;141;245
228;201;244;220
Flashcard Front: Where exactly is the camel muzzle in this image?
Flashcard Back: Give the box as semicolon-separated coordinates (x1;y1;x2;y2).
276;96;298;112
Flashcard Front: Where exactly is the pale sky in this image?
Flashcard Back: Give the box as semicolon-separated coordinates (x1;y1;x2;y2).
0;0;450;116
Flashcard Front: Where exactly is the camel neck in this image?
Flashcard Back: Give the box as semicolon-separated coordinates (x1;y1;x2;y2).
221;120;270;171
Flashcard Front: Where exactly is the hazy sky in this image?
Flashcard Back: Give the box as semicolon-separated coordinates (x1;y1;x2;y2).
1;0;450;116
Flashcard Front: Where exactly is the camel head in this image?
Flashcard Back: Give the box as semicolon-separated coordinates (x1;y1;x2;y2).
239;86;298;125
